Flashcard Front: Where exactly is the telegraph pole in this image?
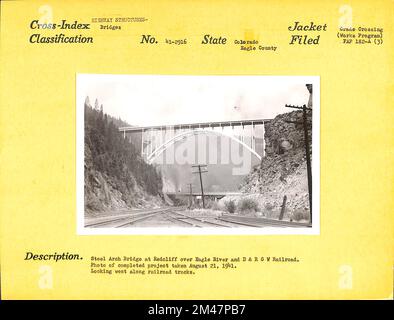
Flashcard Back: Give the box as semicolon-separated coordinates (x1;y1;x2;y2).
285;104;312;223
187;183;193;209
302;104;312;219
192;165;208;208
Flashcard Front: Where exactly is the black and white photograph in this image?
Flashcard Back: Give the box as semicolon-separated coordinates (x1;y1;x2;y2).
77;75;319;234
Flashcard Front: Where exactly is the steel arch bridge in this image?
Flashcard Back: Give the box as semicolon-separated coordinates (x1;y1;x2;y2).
119;119;270;164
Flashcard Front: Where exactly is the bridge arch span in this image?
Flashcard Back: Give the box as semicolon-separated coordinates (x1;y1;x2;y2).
146;128;262;164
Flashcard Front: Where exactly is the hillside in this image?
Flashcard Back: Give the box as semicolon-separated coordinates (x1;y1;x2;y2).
84;98;163;215
230;110;312;221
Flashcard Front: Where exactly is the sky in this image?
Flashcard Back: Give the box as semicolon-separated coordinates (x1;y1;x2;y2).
78;74;313;126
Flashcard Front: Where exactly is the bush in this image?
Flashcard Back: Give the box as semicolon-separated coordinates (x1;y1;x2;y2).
264;202;275;211
85;197;104;212
238;198;259;213
224;200;236;213
211;201;222;211
205;199;221;211
291;210;310;221
173;198;189;207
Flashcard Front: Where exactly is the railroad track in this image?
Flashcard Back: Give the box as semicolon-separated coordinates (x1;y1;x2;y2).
219;214;311;228
165;210;277;228
85;208;311;228
166;210;234;228
85;207;171;228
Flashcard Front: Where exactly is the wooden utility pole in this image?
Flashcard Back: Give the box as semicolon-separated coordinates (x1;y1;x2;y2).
192;165;208;208
279;195;287;220
187;183;193;208
285;104;312;223
302;105;312;219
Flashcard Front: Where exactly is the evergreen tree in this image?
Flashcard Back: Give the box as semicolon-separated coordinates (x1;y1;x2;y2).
84;97;162;211
85;96;91;108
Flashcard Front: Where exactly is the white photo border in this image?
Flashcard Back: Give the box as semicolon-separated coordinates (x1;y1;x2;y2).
76;74;320;235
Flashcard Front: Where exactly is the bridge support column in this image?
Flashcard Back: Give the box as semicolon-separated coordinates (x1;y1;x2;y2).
251;122;255;151
159;127;163;153
149;129;153;156
152;129;155;155
141;130;144;158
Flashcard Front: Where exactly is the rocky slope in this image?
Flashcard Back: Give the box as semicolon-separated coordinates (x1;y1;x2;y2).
84;98;164;216
237;110;312;221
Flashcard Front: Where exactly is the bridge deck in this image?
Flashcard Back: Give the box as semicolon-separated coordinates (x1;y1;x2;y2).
119;119;271;133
